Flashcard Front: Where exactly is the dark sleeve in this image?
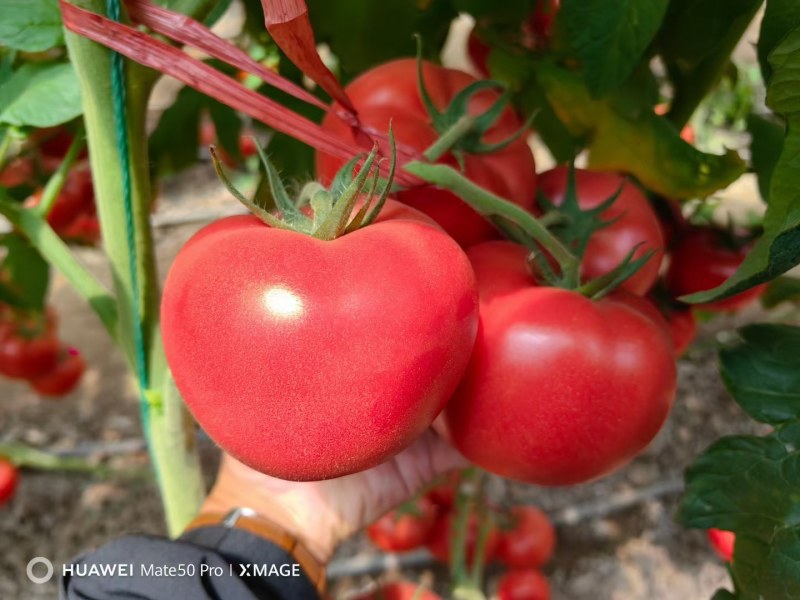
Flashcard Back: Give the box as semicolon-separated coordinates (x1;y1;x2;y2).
59;526;321;600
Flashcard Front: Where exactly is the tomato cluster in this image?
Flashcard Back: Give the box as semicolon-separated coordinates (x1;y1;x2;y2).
365;474;555;600
0;305;85;397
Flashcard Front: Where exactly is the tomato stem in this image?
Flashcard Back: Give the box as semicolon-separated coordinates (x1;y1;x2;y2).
35;126;86;218
0;442;146;479
467;471;493;589
0;130;12;171
450;466;477;585
404;161;581;286
423;115;476;163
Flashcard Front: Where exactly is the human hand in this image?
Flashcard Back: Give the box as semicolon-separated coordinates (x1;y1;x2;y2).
199;429;466;563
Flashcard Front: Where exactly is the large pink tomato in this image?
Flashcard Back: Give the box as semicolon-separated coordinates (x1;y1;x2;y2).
317;59;537;248
161;201;479;481
538;168;665;295
439;241;676;485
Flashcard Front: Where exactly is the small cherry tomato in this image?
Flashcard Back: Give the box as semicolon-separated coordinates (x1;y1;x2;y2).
30;346;85;397
426;471;462;511
497;569;551;600
0;457;18;507
367;496;438;553
497;506;556;569
707;529;735;562
0;320;59;380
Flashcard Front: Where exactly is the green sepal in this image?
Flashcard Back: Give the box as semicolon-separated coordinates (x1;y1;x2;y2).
576;245;655;299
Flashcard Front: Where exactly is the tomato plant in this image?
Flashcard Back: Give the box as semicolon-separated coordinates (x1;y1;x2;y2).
30;346;85;397
426;509;500;568
497;506;556;569
707;529;736;562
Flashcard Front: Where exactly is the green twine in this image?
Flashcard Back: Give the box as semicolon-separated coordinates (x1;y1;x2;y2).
106;0;150;427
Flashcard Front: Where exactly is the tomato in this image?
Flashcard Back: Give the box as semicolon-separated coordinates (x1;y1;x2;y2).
354;581;443;600
528;0;560;47
36;126;89;173
497;569;551;600
707;529;735;562
161;203;479;481
0;457;18;507
665;226;766;311
25;165;99;245
467;29;491;77
438;241;676;485
426;510;500;567
30;346;85;397
665;307;696;356
0;313;60;381
317;59;537;248
538;168;664;295
0;157;34;187
367;495;438;553
497;506;556;569
426;470;462;510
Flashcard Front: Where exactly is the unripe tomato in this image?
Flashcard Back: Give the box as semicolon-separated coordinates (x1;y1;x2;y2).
440;241;676;485
367;496;438;553
497;569;550;600
317;59;537;248
538;168;664;295
665;226;766;311
0;457;18;507
497;506;556;569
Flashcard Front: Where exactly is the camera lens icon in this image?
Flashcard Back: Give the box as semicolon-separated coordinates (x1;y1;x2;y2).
27;557;54;584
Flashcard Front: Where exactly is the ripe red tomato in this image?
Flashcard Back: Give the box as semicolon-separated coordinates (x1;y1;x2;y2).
317;59;537;248
354;581;443;600
528;0;559;46
0;157;34;187
426;510;500;567
426;470;462;511
665;226;766;311
161;203;479;481
538;168;664;295
0;457;18;507
497;569;551;600
0;319;59;380
665;307;696;356
467;29;491;77
367;496;438;553
497;506;556;569
438;241;676;485
30;346;85;397
707;528;735;562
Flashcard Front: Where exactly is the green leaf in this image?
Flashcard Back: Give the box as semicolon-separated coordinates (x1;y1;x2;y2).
719;324;800;425
759;0;800;84
149;86;204;177
748;113;785;203
0;233;49;311
0;0;63;52
305;0;456;80
678;433;800;536
536;63;745;199
734;526;800;599
560;0;669;97
681;27;800;305
710;590;738;600
0;62;82;128
762;276;800;307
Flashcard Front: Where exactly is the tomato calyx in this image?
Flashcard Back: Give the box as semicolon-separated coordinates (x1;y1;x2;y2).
211;131;396;241
414;39;529;163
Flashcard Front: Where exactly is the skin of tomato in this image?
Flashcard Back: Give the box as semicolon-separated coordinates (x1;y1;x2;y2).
0;157;34;187
0;458;18;506
665;227;766;311
440;244;676;485
0;333;60;380
497;506;556;569
367;496;438;553
538;168;665;295
426;510;500;566
161;216;478;481
667;308;696;356
425;470;462;510
316;59;537;248
497;569;551;600
707;528;735;562
356;582;443;600
30;347;85;397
